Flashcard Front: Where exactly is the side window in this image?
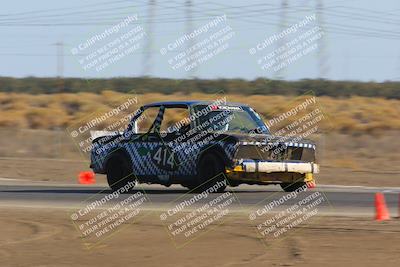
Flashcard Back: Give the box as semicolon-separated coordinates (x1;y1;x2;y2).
136;107;160;133
159;107;191;134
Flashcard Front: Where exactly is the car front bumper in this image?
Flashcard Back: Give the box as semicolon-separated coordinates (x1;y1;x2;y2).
225;159;319;184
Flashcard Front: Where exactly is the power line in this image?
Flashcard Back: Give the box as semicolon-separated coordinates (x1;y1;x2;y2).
0;4;142;23
1;1;399;42
1;2;399;51
178;1;400;40
0;1;397;26
0;0;139;17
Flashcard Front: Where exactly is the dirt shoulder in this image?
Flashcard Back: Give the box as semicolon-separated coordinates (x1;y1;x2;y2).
0;207;399;267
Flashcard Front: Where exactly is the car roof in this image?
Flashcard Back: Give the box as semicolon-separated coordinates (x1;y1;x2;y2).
143;100;248;108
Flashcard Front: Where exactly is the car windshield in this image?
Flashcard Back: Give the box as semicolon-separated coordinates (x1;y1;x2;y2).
193;105;269;134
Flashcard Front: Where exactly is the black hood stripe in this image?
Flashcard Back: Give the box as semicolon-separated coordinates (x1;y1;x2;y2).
239;141;316;149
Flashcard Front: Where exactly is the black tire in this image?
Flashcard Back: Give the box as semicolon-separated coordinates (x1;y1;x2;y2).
189;153;227;193
106;154;135;192
280;182;306;192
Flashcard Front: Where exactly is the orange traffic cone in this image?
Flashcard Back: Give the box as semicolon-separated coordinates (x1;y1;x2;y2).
78;171;95;185
375;192;390;221
306;181;316;189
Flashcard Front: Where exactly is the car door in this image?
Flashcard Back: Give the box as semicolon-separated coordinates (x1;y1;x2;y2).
157;105;197;180
122;106;173;183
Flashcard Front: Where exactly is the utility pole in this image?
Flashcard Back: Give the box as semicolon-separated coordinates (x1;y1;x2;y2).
316;0;329;79
55;41;64;156
55;41;64;92
185;0;196;79
142;0;156;76
275;0;288;80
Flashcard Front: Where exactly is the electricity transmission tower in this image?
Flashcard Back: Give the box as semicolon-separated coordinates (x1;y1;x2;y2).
276;0;329;80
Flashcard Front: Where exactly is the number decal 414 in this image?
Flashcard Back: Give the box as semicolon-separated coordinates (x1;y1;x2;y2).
151;146;179;171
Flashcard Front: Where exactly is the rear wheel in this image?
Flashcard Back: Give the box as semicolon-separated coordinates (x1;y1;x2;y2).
280;182;306;192
187;153;227;193
106;154;135;192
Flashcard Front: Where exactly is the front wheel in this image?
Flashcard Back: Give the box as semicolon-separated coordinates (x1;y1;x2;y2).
189;153;227;193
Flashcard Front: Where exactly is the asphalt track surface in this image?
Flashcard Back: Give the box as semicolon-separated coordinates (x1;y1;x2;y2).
0;180;399;217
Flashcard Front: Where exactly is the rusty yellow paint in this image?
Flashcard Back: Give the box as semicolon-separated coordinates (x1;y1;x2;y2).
304;173;314;182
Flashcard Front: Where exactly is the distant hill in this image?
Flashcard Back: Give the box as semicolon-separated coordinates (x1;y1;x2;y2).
0;77;399;99
1;91;399;133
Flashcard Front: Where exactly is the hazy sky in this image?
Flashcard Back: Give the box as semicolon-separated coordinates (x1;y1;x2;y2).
0;0;399;82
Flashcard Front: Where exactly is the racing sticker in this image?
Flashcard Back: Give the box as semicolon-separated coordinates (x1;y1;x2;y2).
210;105;243;111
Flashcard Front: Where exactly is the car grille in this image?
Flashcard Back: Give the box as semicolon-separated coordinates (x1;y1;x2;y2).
234;144;315;162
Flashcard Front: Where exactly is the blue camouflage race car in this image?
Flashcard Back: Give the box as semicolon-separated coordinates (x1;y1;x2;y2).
90;101;319;192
